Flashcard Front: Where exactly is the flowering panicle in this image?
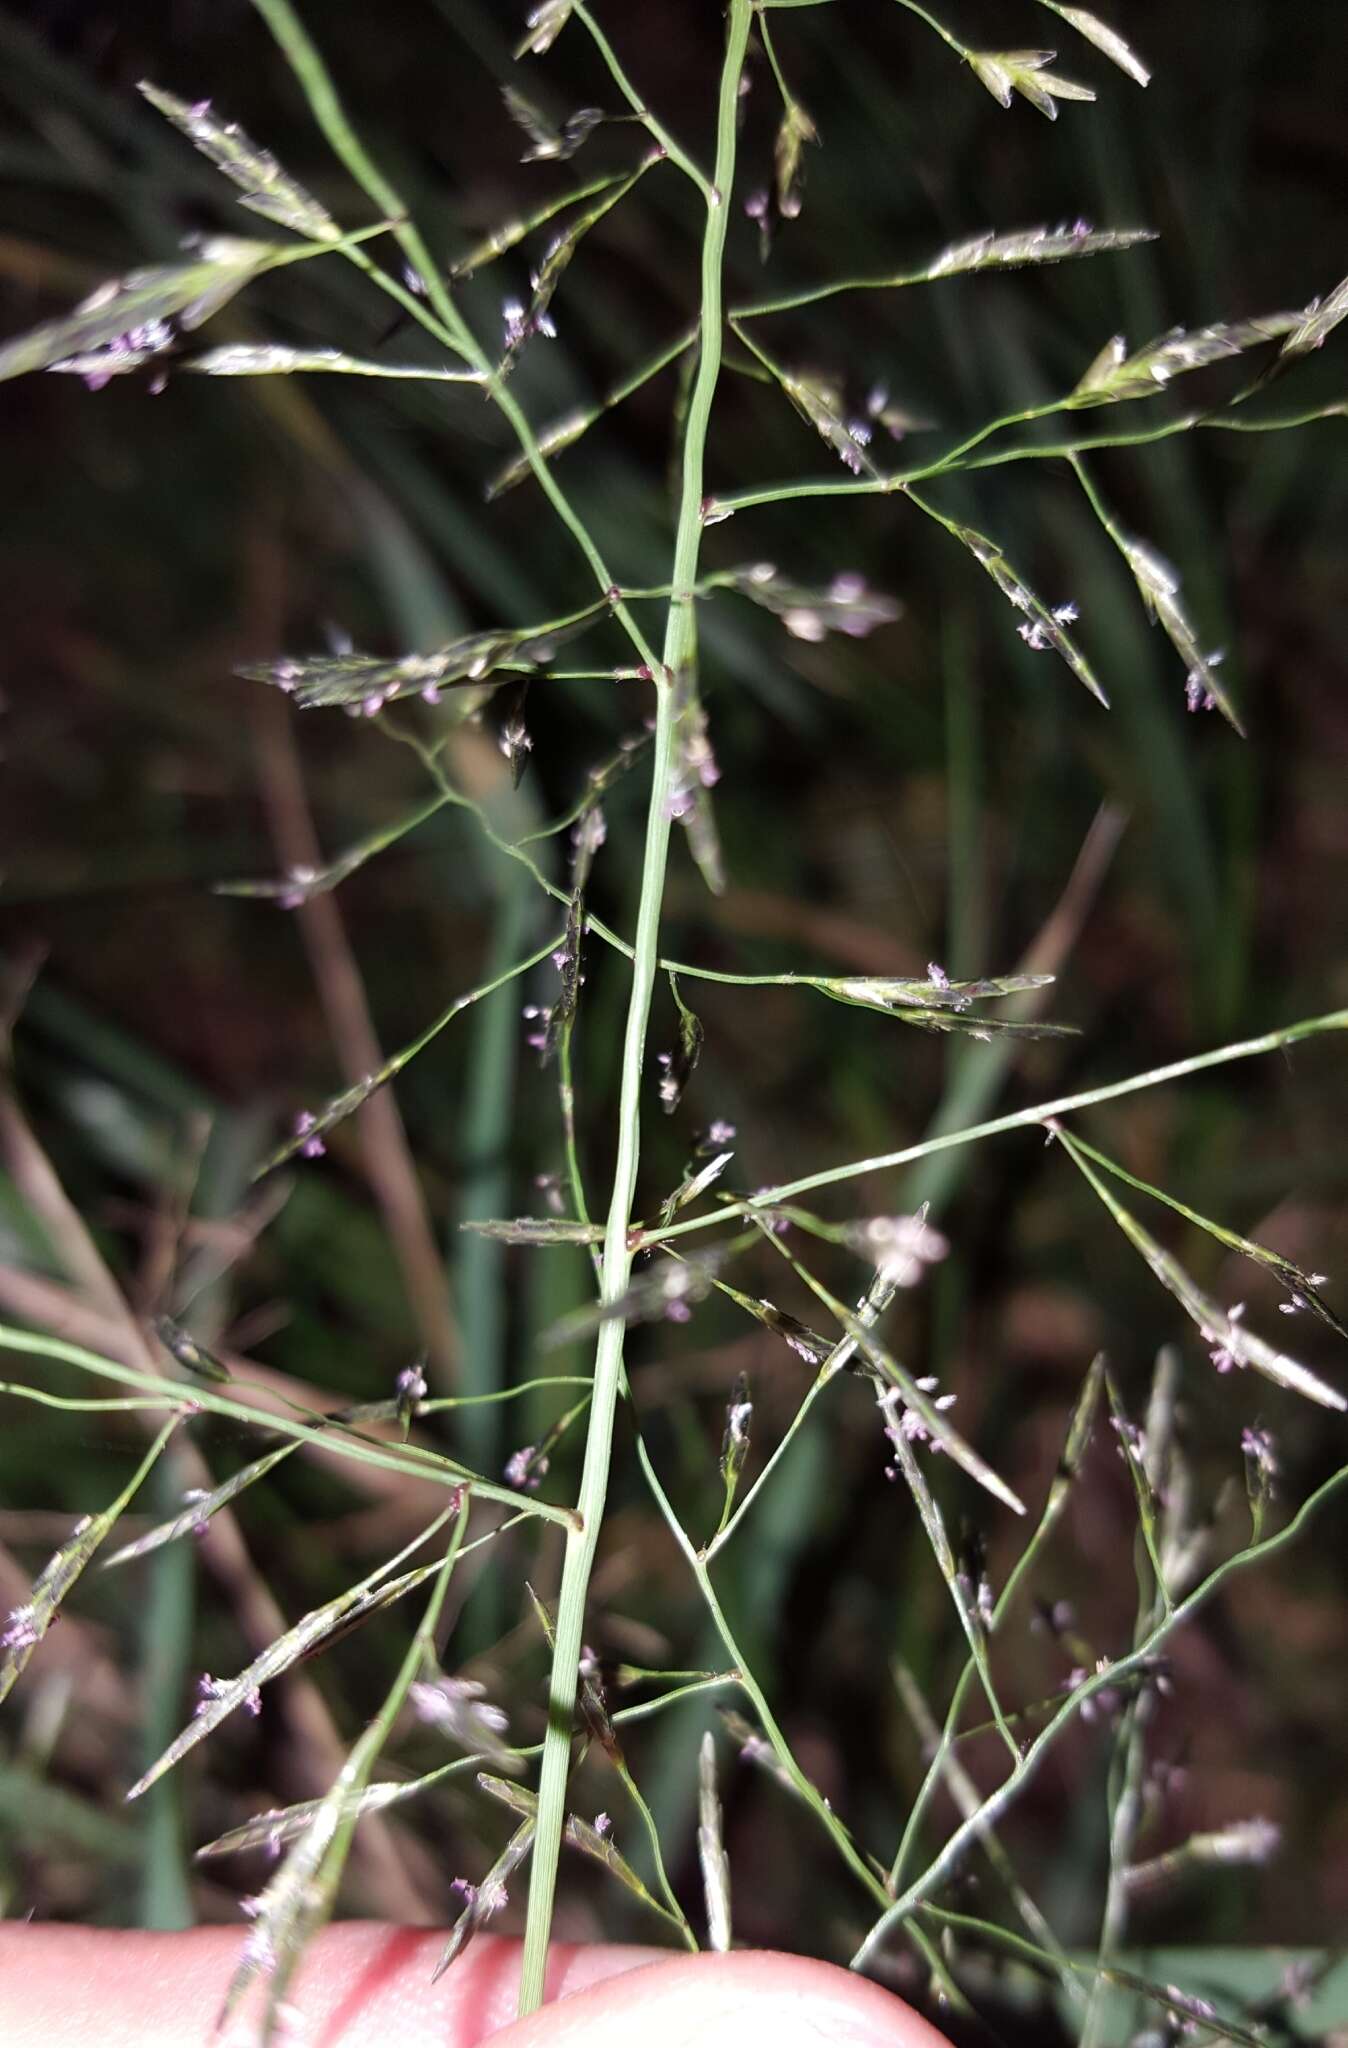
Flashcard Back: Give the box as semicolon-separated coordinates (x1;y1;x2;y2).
659;1147;734;1225
197;1670;263;1719
515;0;573;57
717;1372;753;1527
1278;273;1348;363
1072;312;1300;406
925;220;1154;279
782;368;880;477
848;1209;950;1291
773;99;818;222
51;317;176;391
239;619;565;712
139;84;341;242
1;239;285;387
540;1251;724;1350
728;562;901;642
1038;6;1151;88
666;666;724;893
153;1314;232;1383
1123;537;1245;734
501;84;602;164
949;520;1107;706
967;49;1096;120
878;1374;958;1471
656;976;704;1113
433;1819;536;1979
410;1675;514;1764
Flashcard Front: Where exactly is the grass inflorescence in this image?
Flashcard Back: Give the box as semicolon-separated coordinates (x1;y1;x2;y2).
1;1;1346;2042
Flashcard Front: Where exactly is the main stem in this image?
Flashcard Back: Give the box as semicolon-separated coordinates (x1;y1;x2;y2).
517;0;751;2014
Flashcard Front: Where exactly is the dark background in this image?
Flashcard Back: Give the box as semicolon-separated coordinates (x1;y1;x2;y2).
1;0;1345;2026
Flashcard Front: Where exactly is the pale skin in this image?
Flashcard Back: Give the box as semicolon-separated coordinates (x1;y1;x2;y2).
0;1931;956;2048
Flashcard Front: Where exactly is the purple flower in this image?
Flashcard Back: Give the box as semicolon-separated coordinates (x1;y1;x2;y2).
196;1671;262;1719
396;1363;428;1406
2;1605;38;1652
504;1444;546;1491
293;1109;326;1159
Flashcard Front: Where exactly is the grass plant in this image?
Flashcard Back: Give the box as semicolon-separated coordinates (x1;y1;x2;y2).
1;2;1345;2042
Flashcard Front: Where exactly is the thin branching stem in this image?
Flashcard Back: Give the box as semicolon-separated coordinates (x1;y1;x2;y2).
635;1430;887;1906
3;0;1338;2014
704;1365;840;1559
853;1454;1348;1969
571;4;714;201
0;1324;578;1527
705;398;1346;515
887;1359;1105;1891
888;0;968;57
892;1659;1087;2012
516;2;753;2013
251;0;664;683
639;1010;1348;1240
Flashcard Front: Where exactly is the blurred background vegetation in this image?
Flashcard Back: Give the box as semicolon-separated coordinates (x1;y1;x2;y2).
1;0;1346;2033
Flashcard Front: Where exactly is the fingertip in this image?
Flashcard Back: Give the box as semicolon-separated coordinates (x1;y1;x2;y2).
0;1927;669;2048
0;1929;952;2048
489;1948;953;2048
297;1928;672;2045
